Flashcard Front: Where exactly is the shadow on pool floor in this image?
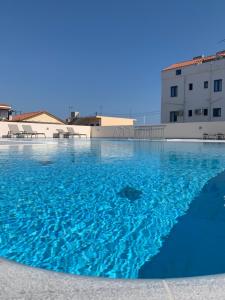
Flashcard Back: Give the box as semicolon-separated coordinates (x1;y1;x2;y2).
139;169;225;279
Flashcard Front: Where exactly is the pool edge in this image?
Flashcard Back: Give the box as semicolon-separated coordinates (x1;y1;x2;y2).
1;257;225;299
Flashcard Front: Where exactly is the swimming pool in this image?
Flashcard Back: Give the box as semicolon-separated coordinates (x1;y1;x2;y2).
0;139;225;279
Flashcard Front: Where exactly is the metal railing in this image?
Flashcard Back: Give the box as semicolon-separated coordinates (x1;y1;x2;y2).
134;125;165;139
112;125;165;139
113;126;134;138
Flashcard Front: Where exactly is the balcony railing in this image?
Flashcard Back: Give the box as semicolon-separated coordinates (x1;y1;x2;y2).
113;125;165;139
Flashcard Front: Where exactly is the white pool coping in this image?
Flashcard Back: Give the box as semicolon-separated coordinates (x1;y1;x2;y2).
1;137;225;144
166;138;225;143
1;258;225;299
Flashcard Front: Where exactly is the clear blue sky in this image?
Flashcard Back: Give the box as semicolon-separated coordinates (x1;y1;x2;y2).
0;0;225;122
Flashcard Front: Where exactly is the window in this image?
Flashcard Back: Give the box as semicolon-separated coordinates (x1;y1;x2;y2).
189;83;193;90
170;111;177;122
176;69;181;75
213;108;221;117
195;109;202;115
170;111;183;122
214;79;222;92
204;81;208;89
203;108;208;116
188;110;192;117
171;86;178;97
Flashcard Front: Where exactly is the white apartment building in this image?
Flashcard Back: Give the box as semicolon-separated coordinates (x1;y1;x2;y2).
161;50;225;123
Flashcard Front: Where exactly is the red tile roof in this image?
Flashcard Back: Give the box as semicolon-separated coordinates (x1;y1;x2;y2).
11;111;65;124
163;51;225;71
12;111;43;121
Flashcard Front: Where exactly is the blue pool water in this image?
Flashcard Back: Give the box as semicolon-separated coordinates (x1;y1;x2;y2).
1;139;225;279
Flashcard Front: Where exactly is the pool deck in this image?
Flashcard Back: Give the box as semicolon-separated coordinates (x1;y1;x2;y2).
1;258;225;299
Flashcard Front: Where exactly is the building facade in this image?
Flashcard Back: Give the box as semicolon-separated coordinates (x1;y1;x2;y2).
161;51;225;123
70;115;135;126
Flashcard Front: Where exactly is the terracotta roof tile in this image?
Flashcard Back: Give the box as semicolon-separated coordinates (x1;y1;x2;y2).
12;111;43;121
163;51;225;71
11;111;65;124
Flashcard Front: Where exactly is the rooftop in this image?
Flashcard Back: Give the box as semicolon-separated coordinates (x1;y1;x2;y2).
0;103;11;110
11;111;43;121
93;115;135;120
11;111;64;124
163;50;225;71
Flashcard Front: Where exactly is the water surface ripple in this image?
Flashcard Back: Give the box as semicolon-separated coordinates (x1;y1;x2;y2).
0;140;225;278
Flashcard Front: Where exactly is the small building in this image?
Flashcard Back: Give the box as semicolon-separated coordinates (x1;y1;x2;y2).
71;115;135;126
11;111;64;124
0;103;12;121
161;50;225;123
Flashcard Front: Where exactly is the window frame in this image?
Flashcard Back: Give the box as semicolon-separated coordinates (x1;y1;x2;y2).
214;79;222;92
204;81;208;89
170;86;178;97
176;69;182;76
213;108;221;117
195;109;202;116
203;108;208;116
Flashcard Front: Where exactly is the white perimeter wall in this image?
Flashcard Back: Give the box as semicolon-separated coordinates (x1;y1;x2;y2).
91;126;134;138
164;121;225;138
0;121;91;138
91;122;225;139
2;121;225;140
